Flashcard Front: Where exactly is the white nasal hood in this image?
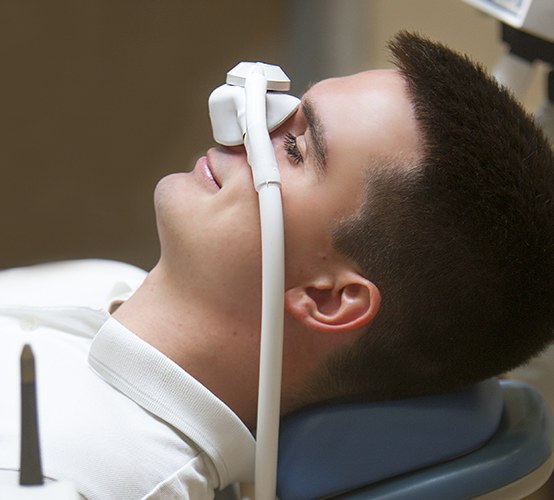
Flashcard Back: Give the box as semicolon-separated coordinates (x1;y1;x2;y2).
208;63;300;147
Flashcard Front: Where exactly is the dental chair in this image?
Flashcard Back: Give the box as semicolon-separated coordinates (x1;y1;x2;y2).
277;379;554;499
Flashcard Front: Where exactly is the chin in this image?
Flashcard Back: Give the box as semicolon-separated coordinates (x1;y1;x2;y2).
154;173;186;202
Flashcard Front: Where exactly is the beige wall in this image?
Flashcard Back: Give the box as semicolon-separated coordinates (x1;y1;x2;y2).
1;1;548;270
0;1;283;270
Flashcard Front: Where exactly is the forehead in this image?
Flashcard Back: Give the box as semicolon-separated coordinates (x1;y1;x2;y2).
302;69;421;169
304;69;405;101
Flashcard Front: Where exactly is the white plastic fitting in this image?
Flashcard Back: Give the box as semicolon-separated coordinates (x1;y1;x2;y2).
208;64;300;147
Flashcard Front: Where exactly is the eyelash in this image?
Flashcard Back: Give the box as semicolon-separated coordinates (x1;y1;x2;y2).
284;132;304;165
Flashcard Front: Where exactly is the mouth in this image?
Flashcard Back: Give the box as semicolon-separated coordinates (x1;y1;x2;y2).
196;155;221;191
206;158;222;189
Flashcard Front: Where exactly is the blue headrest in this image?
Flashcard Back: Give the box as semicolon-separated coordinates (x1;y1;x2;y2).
277;378;503;500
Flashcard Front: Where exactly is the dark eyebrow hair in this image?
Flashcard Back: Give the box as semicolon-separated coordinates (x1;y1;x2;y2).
301;97;327;176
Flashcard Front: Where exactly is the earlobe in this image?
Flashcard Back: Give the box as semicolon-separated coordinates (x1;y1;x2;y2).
285;276;381;333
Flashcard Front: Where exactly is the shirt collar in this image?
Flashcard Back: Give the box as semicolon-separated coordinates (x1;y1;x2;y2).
88;317;255;487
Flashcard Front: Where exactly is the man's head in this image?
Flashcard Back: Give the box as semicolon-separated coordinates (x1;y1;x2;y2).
317;31;554;403
152;54;419;419
151;32;554;421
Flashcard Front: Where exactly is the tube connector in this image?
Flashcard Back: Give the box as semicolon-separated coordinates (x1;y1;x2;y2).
226;61;292;91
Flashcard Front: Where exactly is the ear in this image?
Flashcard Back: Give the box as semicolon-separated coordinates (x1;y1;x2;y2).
284;273;381;333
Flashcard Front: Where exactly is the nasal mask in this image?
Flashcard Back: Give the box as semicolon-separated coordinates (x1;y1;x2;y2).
208;63;300;499
209;62;300;188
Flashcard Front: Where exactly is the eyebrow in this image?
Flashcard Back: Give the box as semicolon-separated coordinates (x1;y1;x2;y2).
301;97;328;177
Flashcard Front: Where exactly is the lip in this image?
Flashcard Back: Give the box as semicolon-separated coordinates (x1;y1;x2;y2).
195;155;221;191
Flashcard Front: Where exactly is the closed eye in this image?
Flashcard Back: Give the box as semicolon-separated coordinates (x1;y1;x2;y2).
284;132;304;165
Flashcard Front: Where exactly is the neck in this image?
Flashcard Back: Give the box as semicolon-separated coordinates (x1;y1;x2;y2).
112;261;261;428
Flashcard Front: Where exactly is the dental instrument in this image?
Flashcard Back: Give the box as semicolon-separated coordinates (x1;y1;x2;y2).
20;345;43;487
209;63;300;500
0;345;79;499
462;0;554;143
462;0;553;42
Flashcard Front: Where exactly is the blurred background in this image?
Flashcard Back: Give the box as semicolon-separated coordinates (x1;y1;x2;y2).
0;0;550;271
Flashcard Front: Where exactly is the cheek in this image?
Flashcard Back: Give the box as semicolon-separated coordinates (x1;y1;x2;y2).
282;189;337;283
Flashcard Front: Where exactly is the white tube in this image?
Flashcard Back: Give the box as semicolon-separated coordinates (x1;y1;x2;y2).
254;185;285;500
244;65;285;500
245;70;282;190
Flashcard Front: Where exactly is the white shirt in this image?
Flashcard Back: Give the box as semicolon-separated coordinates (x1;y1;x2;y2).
0;260;255;499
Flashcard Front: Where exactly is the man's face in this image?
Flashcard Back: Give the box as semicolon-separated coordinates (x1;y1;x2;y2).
153;69;420;321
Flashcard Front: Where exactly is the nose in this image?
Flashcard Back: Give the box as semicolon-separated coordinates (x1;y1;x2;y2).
221;144;246;155
209;144;248;171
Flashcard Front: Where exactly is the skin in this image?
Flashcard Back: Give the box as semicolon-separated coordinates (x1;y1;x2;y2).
113;69;420;428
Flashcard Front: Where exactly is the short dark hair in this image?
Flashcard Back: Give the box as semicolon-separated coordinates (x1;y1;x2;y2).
324;31;554;402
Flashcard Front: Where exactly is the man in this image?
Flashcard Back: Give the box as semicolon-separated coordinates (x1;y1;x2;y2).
1;32;553;499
